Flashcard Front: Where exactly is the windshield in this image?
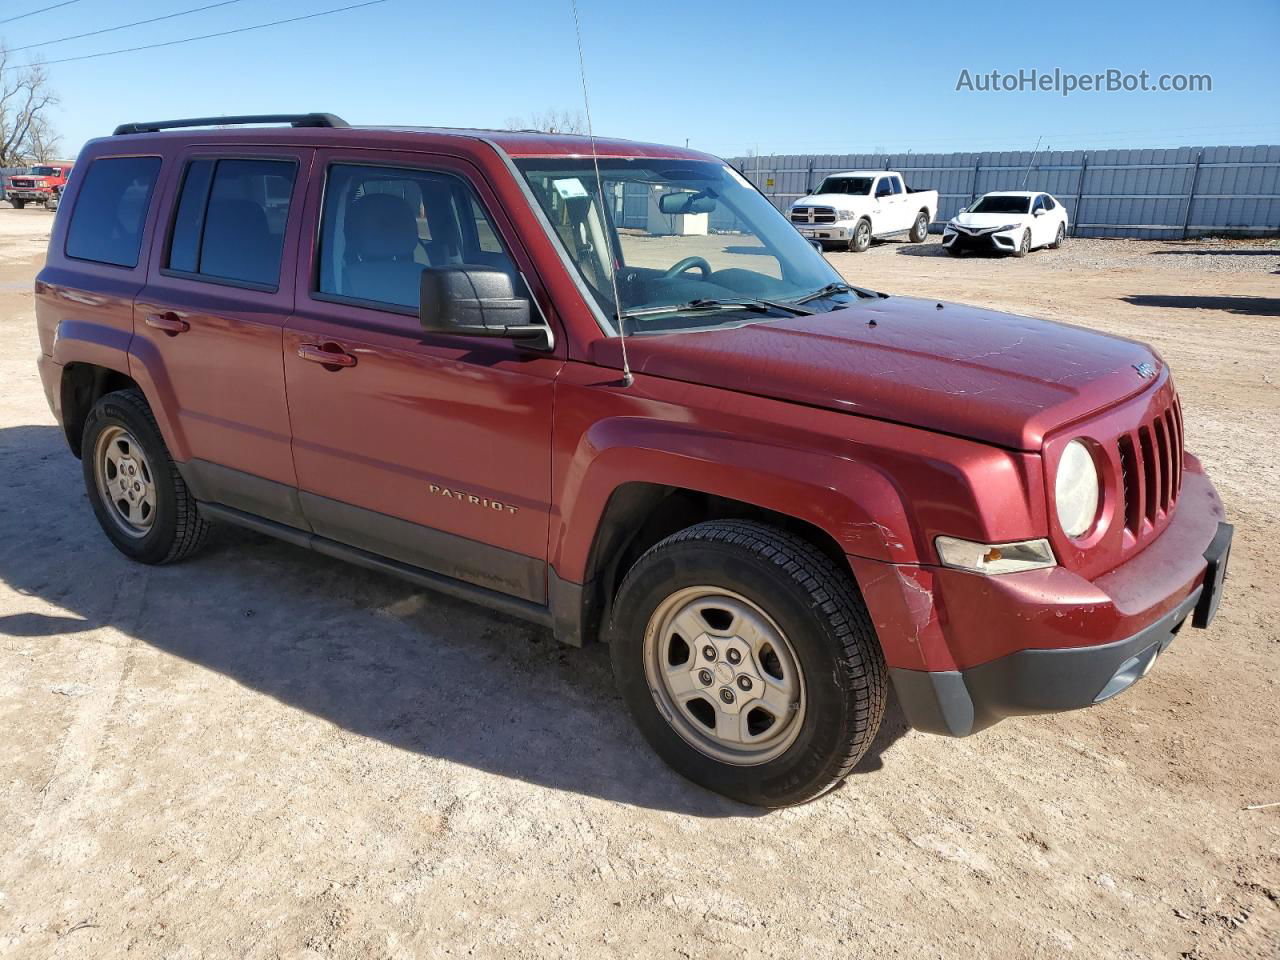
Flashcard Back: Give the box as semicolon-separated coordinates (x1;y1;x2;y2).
971;195;1030;214
514;157;854;335
30;166;60;177
814;176;873;196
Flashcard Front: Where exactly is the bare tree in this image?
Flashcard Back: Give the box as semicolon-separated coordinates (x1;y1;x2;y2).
25;113;61;162
505;108;586;135
0;45;60;167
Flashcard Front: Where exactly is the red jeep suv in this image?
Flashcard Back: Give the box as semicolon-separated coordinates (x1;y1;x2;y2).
34;114;1231;806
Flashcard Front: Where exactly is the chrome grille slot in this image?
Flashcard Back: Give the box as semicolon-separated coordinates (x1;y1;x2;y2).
1117;434;1141;534
1115;391;1184;542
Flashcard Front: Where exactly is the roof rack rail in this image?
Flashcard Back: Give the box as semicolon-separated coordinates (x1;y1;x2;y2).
112;113;349;136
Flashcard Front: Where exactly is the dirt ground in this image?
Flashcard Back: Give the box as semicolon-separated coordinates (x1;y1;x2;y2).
0;203;1277;960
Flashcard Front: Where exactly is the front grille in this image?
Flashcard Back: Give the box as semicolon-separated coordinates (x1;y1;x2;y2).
1116;393;1184;538
790;206;836;224
11;179;34;187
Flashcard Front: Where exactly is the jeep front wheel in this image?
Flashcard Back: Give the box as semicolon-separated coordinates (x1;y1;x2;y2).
610;520;887;806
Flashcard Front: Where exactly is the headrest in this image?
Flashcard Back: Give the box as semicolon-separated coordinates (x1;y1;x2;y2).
346;193;418;262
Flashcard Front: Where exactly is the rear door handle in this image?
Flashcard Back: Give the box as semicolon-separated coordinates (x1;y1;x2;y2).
297;343;357;369
145;312;189;335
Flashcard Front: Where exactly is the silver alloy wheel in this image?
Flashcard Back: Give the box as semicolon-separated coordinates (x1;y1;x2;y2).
93;425;157;538
643;586;806;765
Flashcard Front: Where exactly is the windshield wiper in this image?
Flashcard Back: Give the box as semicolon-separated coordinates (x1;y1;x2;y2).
792;282;885;304
621;297;815;321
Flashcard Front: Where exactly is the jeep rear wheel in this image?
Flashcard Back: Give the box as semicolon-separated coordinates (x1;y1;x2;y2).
82;389;209;564
610;520;887;807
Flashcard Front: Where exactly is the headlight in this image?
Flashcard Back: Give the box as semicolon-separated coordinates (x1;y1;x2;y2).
1055;439;1101;538
936;536;1056;574
835;209;858;220
995;223;1020;232
35;179;48;187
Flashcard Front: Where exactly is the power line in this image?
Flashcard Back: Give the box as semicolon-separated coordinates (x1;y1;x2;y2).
0;0;83;26
2;0;391;71
8;0;251;54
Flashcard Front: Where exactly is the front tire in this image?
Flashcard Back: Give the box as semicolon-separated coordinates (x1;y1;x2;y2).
1013;228;1031;257
610;520;887;807
849;219;872;253
908;211;929;243
82;389;210;564
10;199;24;210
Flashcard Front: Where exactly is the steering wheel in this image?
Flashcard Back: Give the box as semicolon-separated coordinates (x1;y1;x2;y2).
662;256;712;280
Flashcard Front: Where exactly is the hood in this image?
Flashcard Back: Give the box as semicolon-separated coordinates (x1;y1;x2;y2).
952;211;1030;230
595;297;1161;450
793;192;870;207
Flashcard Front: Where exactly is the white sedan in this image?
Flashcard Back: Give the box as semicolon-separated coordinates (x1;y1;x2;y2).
942;191;1069;257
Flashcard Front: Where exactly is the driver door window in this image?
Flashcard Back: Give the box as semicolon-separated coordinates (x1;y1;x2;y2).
315;163;524;313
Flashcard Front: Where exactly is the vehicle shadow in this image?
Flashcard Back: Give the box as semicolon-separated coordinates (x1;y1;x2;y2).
0;423;908;816
892;241;963;258
1121;294;1280;317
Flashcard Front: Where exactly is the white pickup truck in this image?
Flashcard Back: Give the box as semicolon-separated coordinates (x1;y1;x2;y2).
788;171;938;253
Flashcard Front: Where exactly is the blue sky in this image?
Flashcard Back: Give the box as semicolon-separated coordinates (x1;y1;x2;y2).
5;0;1278;159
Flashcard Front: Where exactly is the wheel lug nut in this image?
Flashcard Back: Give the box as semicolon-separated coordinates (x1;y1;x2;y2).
737;676;752;691
726;649;742;665
719;688;735;704
702;645;716;661
698;669;713;685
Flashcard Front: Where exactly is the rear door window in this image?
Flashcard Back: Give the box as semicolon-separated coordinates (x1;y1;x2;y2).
890;176;904;194
65;156;162;267
166;158;297;288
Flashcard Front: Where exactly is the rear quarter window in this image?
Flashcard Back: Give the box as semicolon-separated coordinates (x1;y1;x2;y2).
65;156;162;268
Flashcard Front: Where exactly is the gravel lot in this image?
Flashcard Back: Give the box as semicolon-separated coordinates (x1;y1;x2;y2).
0;203;1277;959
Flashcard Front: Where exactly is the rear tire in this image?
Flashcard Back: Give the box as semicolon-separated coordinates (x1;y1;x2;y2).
1050;223;1066;249
610;520;887;807
908;211;929;243
849;219;872;253
81;388;210;565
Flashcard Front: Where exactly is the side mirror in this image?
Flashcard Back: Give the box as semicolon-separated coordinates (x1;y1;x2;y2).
1033;207;1046;217
658;191;716;215
419;266;549;347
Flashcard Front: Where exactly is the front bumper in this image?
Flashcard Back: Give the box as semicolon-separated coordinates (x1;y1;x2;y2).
6;190;54;202
793;222;855;242
852;465;1230;736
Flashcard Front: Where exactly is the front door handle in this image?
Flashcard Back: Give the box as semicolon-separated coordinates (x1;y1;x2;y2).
145;312;189;336
298;342;357;369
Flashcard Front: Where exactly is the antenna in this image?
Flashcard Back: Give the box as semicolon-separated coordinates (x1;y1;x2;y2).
570;0;632;387
1020;135;1044;188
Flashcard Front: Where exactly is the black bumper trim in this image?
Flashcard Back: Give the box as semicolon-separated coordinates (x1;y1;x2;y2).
890;585;1203;737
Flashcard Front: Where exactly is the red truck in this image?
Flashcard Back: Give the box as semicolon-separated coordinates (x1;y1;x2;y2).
34;115;1231;806
5;161;74;208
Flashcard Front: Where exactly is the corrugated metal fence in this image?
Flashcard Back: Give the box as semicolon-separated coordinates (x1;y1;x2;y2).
722;145;1280;239
0;168;25;201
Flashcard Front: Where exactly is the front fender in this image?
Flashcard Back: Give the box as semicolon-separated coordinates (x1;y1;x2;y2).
550;415;916;582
